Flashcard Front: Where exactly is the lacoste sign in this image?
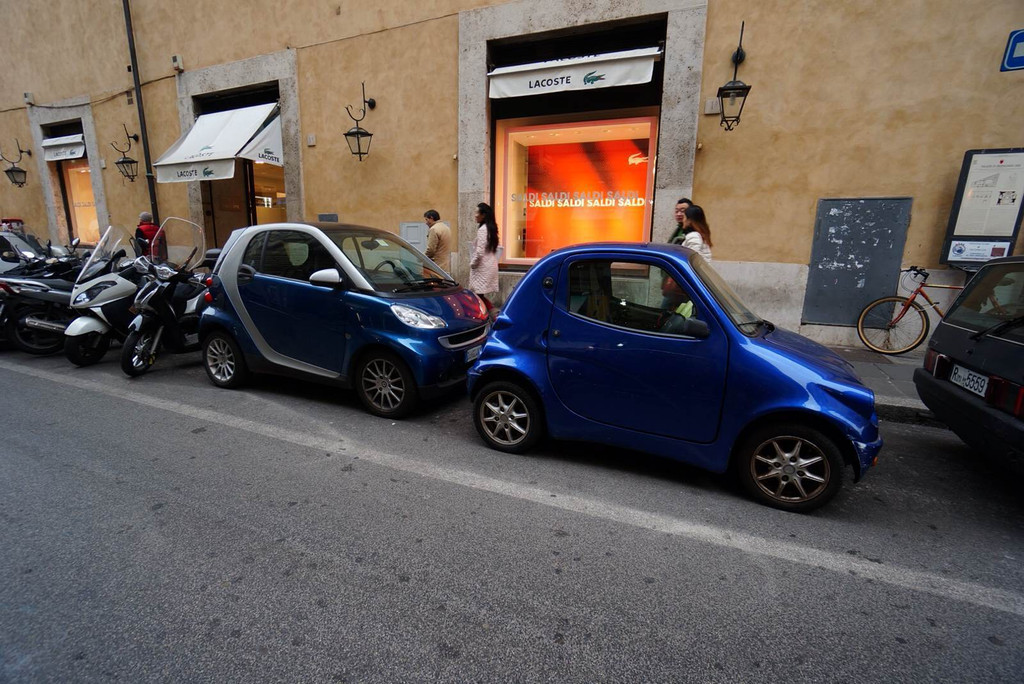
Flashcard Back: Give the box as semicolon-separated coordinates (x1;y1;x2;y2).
488;47;661;99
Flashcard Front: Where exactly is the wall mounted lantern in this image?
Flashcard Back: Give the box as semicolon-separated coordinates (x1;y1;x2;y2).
111;123;141;181
343;82;376;161
717;21;752;131
0;139;31;187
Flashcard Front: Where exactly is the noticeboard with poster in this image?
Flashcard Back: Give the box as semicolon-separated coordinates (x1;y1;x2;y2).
940;148;1024;269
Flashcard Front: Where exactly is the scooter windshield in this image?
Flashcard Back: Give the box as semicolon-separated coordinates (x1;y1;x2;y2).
147;218;205;271
76;225;134;284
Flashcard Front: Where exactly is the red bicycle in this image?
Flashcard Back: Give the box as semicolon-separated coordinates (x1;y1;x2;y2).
856;266;963;355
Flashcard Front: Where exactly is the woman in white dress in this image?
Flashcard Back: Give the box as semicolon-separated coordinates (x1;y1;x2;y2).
469;202;500;305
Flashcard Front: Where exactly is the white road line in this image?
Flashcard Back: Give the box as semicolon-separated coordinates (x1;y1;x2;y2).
4;358;1023;619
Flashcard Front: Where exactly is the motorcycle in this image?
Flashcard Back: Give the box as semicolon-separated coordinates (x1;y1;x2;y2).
0;235;84;353
120;218;213;377
64;225;146;366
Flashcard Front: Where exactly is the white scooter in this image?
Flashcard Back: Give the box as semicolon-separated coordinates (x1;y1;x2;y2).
64;225;145;366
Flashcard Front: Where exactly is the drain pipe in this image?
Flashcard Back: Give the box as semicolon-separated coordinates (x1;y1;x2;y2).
122;0;159;223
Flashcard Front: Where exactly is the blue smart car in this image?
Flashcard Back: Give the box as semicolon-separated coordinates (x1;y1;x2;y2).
200;223;490;417
468;244;882;512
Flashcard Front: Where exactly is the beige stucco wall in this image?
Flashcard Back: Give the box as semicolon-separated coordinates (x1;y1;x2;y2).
0;111;47;231
694;0;1024;266
127;0;501;80
298;16;461;231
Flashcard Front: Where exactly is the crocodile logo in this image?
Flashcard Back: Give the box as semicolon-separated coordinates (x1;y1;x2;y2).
198;144;214;152
263;147;274;155
628;153;649;166
202;166;214;177
583;71;605;86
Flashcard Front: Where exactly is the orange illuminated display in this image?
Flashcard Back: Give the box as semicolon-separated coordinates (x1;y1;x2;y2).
497;116;658;264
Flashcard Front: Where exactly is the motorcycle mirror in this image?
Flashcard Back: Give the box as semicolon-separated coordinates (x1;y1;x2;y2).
1;251;19;263
70;237;81;250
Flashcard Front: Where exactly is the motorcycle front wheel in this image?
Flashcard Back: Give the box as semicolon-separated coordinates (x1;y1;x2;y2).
120;329;156;377
65;332;111;367
7;305;69;355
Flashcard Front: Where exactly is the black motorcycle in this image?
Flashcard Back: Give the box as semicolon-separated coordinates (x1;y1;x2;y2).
119;250;211;377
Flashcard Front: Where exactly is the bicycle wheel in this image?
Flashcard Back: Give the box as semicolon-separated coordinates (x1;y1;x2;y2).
856;296;930;354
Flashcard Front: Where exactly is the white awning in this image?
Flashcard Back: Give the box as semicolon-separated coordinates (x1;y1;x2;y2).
237;115;283;166
41;134;85;161
154;103;277;183
488;47;661;99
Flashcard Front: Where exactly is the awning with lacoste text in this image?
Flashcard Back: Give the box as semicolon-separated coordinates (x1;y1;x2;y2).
487;47;661;99
153;103;277;183
237;115;283;166
41;134;86;161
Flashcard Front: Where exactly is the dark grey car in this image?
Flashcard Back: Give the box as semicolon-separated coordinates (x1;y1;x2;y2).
914;256;1024;468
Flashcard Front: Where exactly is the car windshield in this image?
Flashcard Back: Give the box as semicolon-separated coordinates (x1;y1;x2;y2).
944;263;1024;343
690;256;763;334
322;228;450;292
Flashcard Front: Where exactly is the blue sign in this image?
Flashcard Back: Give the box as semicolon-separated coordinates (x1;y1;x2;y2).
1002;29;1024;71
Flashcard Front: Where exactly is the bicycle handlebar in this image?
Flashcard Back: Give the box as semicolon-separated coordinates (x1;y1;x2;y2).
904;265;929;279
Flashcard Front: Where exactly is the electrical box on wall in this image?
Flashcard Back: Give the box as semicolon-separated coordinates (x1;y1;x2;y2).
171;55;184;73
23;92;35;105
704;98;721;115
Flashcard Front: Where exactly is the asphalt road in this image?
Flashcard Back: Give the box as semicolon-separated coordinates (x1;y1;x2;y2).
1;350;1022;683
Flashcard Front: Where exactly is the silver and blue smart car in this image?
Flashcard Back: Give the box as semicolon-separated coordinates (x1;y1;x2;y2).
200;222;490;417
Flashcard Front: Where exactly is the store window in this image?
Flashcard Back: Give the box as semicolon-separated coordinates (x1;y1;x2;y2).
60;157;99;244
495;116;658;266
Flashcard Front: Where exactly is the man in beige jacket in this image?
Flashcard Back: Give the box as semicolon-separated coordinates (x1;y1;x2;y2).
422;209;452;273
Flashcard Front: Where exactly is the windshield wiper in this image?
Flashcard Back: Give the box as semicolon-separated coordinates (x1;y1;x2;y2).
970;314;1024;341
392;277;458;293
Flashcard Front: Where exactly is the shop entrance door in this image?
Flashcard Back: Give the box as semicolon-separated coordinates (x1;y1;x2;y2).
202;159;287;247
57;158;99;244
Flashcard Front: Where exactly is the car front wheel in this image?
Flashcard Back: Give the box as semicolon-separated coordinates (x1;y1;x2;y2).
735;424;844;512
355;350;418;418
473;380;544;454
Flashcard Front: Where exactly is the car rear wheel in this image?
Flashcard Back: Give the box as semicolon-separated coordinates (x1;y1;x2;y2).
473;380;544;454
355;350;418;418
735;424;844;512
203;331;248;389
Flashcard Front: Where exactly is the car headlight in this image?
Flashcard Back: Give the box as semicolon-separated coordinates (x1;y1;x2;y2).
73;282;115;306
391;304;447;329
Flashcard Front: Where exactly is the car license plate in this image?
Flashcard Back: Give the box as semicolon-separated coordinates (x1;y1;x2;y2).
465;345;481;363
949;364;988;398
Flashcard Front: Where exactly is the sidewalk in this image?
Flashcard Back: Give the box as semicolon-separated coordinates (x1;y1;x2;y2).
830;346;939;425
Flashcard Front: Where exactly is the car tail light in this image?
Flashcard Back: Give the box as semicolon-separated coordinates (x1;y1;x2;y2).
203;291;213;303
987;377;1024;419
924;348;938;372
205;276;214;287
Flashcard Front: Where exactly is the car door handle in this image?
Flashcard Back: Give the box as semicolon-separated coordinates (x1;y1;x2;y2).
237;264;256;282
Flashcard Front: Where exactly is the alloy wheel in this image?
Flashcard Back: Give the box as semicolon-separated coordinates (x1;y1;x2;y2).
206;337;236;383
749;435;830;503
479;390;530;447
130;333;154;370
361;358;406;412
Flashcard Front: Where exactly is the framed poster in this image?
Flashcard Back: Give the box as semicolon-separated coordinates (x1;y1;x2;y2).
940;148;1024;267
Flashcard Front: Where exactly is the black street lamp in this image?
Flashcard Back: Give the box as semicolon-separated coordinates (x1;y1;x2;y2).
343;82;376;162
717;22;752;131
0;139;31;187
111;123;140;181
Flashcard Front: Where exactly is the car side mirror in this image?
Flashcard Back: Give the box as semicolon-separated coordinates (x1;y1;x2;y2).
309;268;343;288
